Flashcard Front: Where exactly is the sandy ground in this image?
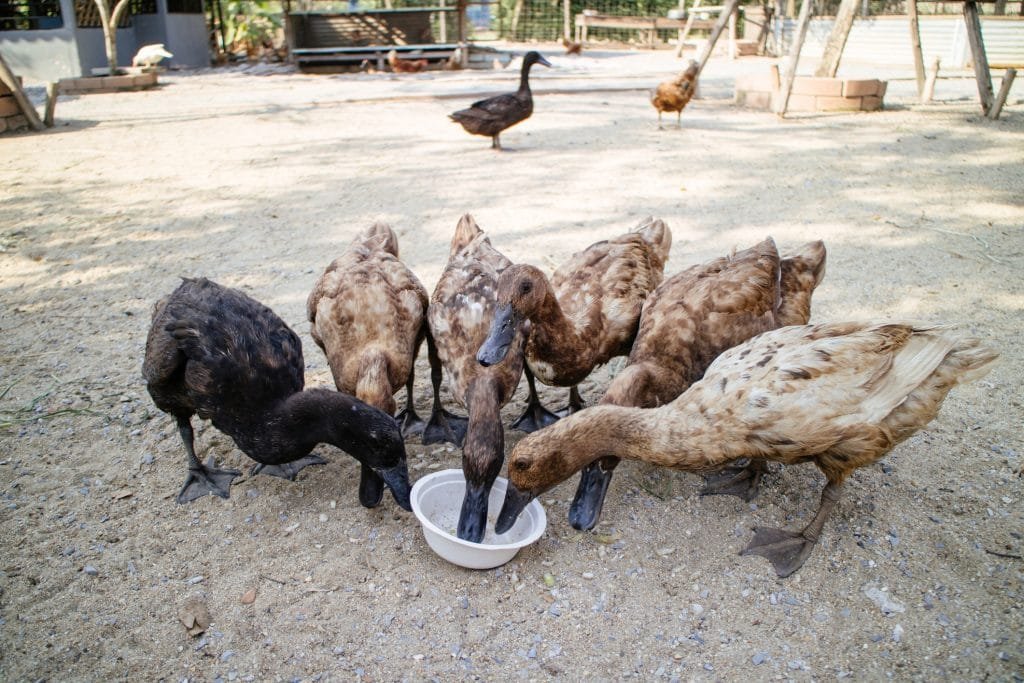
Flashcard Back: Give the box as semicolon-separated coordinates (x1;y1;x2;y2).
1;45;1023;681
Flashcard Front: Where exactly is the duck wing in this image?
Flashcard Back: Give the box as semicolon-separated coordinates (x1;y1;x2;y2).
451;92;531;134
144;278;304;422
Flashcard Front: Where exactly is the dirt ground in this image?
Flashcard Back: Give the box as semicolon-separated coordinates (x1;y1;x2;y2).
1;45;1022;681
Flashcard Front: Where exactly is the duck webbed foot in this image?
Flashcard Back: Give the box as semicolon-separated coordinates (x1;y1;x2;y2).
177;456;242;504
701;459;768;502
396;405;426;439
423;408;468;447
511;398;560;433
740;482;842;578
251;454;327;481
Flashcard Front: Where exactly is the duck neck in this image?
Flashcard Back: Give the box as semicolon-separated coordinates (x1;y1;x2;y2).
524;280;594;385
518;58;534;92
355;349;396;416
265;388;405;469
463;376;505;490
560;404;735;476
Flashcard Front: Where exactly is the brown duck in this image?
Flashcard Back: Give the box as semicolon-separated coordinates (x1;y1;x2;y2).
449;51;552;150
569;237;827;531
307;222;438;507
496;321;997;577
477;217;672;432
143;277;412;509
426;214;527;542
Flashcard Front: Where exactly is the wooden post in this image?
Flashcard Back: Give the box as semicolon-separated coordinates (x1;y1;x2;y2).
907;0;926;96
775;0;813;116
675;0;702;58
563;0;571;40
988;68;1017;120
728;7;737;60
962;0;994;115
0;51;45;131
693;0;741;73
43;82;57;127
921;56;940;103
439;0;447;43
815;0;858;77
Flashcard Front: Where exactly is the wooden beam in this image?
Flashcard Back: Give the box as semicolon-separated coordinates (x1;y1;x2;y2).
775;0;814;116
43;82;57;127
988;68;1016;119
675;0;702;58
0;51;45;131
908;0;927;94
815;0;858;77
962;0;994;115
922;56;940;102
693;0;741;73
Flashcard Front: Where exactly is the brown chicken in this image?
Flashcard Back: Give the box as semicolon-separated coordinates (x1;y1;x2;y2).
562;37;583;55
651;60;699;128
387;49;428;73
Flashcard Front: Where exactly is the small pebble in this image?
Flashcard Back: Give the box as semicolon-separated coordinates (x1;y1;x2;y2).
82;565;98;576
187;575;205;585
752;652;769;666
892;624;904;643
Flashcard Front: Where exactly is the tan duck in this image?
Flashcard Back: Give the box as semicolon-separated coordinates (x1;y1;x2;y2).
496;321;997;577
307;222;437;507
143;277;412;509
449;51;552;150
477;217;672;432
427;214;527;542
569;237;827;530
652;60;699;128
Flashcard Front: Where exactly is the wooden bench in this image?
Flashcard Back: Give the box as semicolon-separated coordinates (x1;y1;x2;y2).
292;43;459;71
574;13;706;48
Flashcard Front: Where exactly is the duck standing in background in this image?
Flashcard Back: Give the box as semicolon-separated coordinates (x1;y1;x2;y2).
477;217;672;432
568;238;827;531
427;214;527;542
143;277;412;510
496;321;997;577
307;222;438;507
450;51;552;150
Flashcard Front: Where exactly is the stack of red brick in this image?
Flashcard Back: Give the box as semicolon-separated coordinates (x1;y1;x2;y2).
736;74;888;112
0;76;28;134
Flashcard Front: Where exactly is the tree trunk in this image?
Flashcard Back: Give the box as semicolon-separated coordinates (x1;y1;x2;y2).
94;0;134;75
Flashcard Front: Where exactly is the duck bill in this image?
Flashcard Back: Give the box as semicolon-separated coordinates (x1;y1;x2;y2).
495;483;536;534
567;460;614;531
477;303;519;367
373;463;412;511
537;55;553;68
457;482;491;543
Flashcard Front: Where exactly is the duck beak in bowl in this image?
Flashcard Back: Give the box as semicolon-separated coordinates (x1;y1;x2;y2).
477;303;519;367
457;482;491;543
495;483;536;534
374;463;412;511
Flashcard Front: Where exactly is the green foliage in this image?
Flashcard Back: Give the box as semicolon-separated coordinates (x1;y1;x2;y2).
223;0;284;53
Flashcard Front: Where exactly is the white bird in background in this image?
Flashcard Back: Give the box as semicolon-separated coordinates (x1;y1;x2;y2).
132;44;174;68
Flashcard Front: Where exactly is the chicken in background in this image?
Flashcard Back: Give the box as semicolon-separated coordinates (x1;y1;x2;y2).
387;49;428;73
562;37;583;55
651;60;699;128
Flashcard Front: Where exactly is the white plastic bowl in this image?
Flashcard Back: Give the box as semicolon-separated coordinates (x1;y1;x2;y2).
410;469;547;569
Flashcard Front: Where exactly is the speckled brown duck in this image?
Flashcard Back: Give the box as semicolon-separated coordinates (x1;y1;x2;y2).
497;321;997;577
426;214;527;542
568;237;827;531
143;277;411;510
449;51;552;150
307;221;438;507
477;217;672;432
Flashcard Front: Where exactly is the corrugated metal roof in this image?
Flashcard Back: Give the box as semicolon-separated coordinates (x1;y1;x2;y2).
777;15;1024;68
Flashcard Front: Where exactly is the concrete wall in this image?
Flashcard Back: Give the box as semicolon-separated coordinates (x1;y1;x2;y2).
0;0;81;82
0;0;209;81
